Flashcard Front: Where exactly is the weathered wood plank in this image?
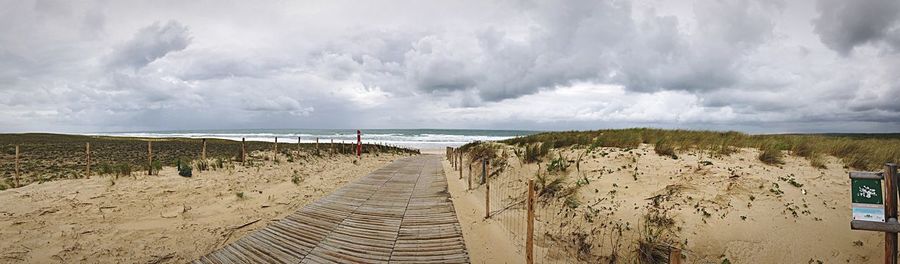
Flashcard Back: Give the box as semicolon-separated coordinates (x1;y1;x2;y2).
195;155;468;263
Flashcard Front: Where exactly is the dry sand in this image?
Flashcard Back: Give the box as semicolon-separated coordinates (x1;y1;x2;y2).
442;159;523;264
444;144;882;263
0;151;406;263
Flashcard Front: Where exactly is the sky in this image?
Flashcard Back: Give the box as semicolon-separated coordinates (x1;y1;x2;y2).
1;0;899;133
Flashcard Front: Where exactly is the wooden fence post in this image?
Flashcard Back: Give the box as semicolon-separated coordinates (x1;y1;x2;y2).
85;142;91;179
886;163;899;264
468;162;472;190
527;179;534;264
316;137;320;155
452;148;457;170
147;141;153;175
274;137;278;162
459;152;463;180
484;158;490;219
331;139;334;155
14;145;19;188
241;137;246;164
669;248;682;264
202;138;207;160
297;136;301;155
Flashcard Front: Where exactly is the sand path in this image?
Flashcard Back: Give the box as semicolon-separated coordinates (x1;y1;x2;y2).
194;155;470;263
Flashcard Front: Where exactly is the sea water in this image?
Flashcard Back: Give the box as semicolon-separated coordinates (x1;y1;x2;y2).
88;129;538;150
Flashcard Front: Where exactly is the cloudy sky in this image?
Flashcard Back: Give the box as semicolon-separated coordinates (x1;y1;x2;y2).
1;0;899;133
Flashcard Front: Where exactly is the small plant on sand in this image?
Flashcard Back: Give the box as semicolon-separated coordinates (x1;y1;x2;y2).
523;143;549;163
654;139;678;159
195;159;209;171
758;143;784;165
235;192;244;199
809;154;827;169
546;153;569;173
115;163;132;178
214;157;225;169
637;207;679;264
177;159;192;177
292;171;302;185
97;162;114;175
536;173;566;198
147;160;162;175
564;195;580;209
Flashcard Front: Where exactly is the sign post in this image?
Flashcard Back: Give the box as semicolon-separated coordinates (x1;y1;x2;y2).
357;130;362;160
850;165;899;264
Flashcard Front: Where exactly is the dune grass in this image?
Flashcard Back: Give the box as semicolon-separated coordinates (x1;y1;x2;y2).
502;128;900;170
0;133;418;188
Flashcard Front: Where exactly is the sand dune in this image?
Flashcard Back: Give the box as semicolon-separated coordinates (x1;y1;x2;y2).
445;143;881;263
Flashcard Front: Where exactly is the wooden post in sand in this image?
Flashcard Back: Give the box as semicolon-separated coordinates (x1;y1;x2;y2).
274;137;278;162
85;142;91;179
459;152;463;180
201;139;207;160
452;148;456;169
455;149;459;170
669;248;682;264
316;137;320;155
147;141;153;175
241;138;246;164
526;179;535;264
885;164;898;264
14;145;20;188
484;158;490;219
330;139;334;155
468;162;472;190
297;136;301;155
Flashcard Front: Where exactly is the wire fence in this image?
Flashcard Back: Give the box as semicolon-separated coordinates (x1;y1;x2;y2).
2;136;418;189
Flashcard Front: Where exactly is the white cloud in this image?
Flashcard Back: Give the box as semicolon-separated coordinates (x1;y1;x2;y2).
1;0;899;132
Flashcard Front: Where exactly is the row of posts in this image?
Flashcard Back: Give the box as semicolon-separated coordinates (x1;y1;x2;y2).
8;136;404;184
446;146;682;264
447;146;536;264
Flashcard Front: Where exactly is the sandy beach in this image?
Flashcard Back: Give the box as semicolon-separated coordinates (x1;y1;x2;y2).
0;146;408;263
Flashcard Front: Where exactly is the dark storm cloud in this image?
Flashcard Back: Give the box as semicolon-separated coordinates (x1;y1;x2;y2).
813;0;900;55
107;21;191;70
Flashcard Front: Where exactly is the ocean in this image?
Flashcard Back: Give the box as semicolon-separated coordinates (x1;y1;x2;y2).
88;129;538;150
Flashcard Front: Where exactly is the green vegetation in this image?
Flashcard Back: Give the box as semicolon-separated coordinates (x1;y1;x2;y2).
546;153;569;173
758;143;784;165
292;170;302;185
502;128;900;170
115;163;132;178
0;133;418;187
535;172;566;198
653;138;678;159
637;208;678;264
177;159;192;177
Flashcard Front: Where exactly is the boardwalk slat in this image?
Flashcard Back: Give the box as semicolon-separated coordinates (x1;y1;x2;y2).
195;156;469;264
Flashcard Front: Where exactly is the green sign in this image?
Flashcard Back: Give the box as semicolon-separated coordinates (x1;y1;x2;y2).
852;179;883;204
852;178;885;222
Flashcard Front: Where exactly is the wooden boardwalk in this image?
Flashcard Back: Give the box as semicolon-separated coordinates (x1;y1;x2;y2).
194;155;469;264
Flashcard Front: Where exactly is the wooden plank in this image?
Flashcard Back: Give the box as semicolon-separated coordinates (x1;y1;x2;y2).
851;171;884;180
195;155;469;263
